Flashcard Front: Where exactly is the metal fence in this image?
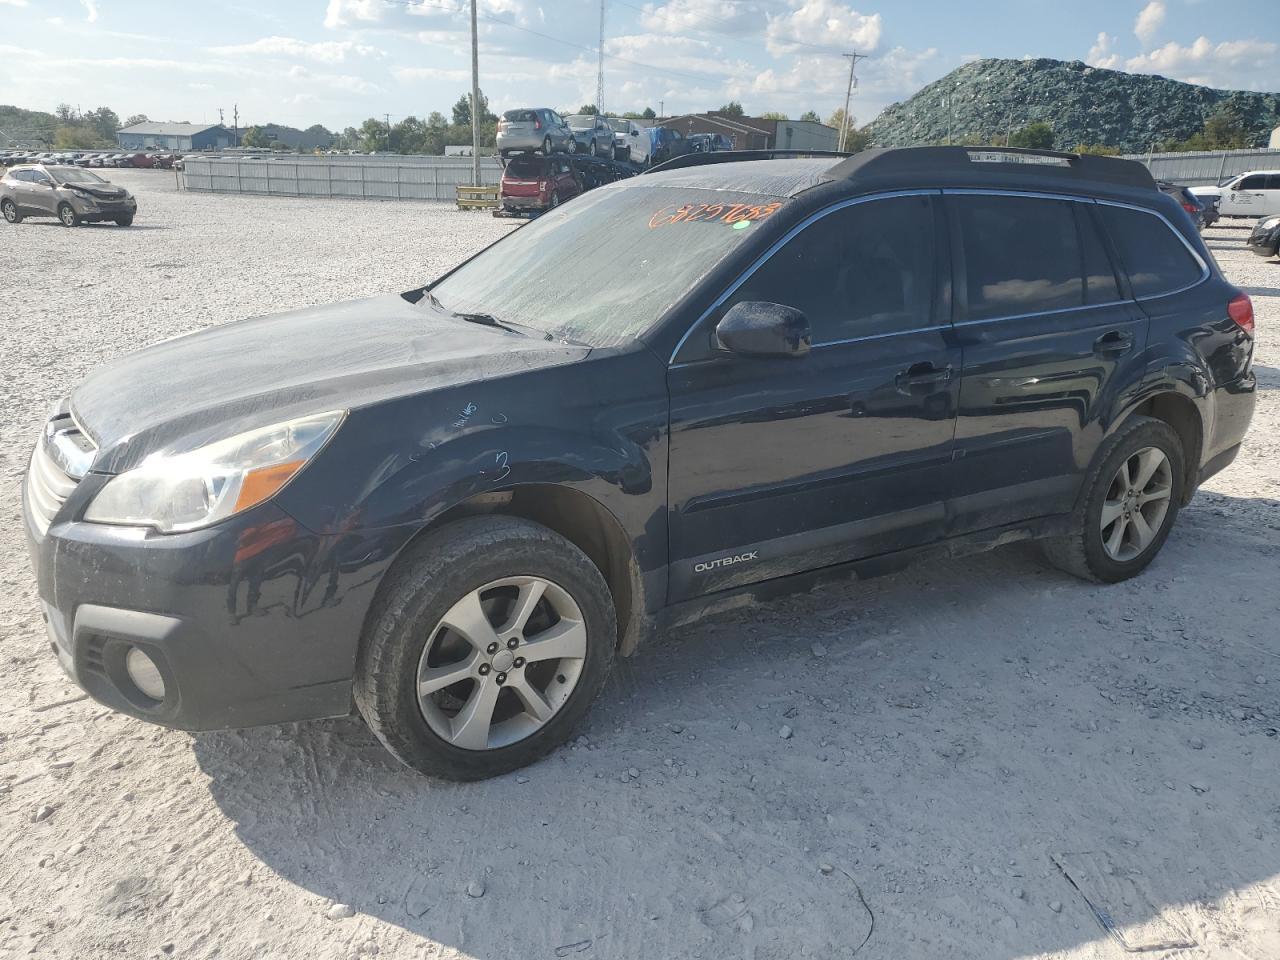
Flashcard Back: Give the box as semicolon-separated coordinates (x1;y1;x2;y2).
1124;148;1280;186
180;155;503;201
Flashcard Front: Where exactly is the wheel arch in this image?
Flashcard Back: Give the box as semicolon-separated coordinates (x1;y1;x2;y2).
371;483;648;657
1111;388;1204;504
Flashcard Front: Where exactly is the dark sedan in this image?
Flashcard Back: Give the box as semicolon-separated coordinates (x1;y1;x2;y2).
1247;215;1280;258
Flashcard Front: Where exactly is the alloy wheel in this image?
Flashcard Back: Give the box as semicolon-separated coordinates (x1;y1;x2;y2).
416;576;588;751
2;200;16;223
59;204;76;227
1100;446;1173;562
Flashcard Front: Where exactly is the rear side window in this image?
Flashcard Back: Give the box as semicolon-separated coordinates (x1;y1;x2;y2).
719;194;937;345
955;195;1086;320
1097;205;1204;298
1266;174;1280;190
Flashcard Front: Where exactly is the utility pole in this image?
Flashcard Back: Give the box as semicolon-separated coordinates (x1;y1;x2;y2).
837;52;867;152
596;0;606;115
233;104;239;148
385;112;392;152
658;99;664;118
470;0;481;185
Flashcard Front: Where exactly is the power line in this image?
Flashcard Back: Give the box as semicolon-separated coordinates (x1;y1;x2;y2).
382;0;714;87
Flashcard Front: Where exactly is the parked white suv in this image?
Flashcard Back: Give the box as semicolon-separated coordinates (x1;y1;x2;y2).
608;118;651;165
1190;171;1280;218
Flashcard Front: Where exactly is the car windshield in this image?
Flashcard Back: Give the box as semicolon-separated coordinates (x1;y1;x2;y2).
430;183;787;347
565;115;595;129
55;168;106;184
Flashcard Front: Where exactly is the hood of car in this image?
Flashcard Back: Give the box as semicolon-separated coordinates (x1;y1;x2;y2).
71;293;589;474
67;183;128;199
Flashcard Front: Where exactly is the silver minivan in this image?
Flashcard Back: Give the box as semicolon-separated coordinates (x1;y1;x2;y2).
496;108;575;157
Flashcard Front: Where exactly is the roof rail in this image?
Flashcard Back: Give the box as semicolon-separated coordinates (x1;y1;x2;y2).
644;149;852;175
827;146;1155;189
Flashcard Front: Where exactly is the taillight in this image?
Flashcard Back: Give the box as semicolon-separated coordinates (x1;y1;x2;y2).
1181;201;1198;214
1228;292;1255;336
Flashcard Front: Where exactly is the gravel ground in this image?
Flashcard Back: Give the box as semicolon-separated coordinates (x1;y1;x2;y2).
1;170;1278;960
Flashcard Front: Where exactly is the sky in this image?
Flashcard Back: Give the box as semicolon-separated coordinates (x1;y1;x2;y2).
0;0;1276;132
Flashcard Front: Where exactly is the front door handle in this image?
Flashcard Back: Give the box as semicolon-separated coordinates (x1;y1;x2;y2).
895;362;953;389
1093;330;1134;357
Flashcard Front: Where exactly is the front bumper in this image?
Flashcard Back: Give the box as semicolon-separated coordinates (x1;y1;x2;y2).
23;472;393;731
1247;223;1280;258
69;194;136;222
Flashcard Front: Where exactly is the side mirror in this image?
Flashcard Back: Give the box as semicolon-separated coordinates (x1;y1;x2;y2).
715;301;811;359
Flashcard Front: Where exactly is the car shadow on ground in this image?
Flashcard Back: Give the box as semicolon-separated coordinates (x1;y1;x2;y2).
1254;364;1279;391
192;495;1280;960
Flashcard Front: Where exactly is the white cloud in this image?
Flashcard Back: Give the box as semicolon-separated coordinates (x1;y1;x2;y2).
80;0;98;23
765;1;882;56
212;36;382;63
1134;1;1165;45
0;0;31;8
638;0;765;36
1088;31;1122;69
1124;35;1279;89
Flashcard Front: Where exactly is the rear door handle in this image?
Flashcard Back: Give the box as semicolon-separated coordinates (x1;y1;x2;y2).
1094;331;1134;357
895;362;953;389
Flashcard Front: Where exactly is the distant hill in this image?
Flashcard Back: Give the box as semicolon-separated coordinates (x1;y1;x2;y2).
868;58;1280;153
0;105;61;146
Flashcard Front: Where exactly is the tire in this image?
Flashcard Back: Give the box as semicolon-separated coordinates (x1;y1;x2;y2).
57;203;78;227
115;216;133;227
354;516;617;780
549;192;560;209
566;138;577;155
1041;415;1185;583
1;199;20;224
542;137;552;156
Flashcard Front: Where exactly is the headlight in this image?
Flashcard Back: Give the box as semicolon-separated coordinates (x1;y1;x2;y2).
84;411;344;533
1262;217;1280;231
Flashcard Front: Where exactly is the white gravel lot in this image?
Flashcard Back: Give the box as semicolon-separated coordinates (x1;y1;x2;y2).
1;170;1278;960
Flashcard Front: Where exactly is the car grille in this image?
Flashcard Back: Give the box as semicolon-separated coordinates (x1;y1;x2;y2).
26;411;95;538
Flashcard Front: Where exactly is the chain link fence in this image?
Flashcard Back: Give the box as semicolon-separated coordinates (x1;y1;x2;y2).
180;155;503;201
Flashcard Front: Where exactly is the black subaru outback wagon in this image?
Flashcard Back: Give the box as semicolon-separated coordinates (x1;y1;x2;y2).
24;147;1256;780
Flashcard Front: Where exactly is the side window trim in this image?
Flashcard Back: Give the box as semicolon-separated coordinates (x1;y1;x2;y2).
1095;198;1211;301
667;188;942;365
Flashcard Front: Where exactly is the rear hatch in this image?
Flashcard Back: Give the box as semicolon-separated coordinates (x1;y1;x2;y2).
499;109;542;140
502;156;548;198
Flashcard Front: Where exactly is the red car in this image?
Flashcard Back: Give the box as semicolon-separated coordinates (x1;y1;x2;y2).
499;154;581;215
125;153;156;168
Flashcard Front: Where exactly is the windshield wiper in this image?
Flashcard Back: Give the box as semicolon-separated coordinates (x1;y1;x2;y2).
454;312;527;336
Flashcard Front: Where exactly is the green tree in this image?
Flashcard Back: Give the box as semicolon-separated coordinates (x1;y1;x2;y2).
53;125;99;149
760;111;788;121
84;106;119;139
358;117;389;152
716;101;745;118
55;103;75;123
799;110;820;122
1008;122;1055;149
451;89;495;127
641;106;656;119
1200;105;1249;149
241;125;269;148
123;113;148;128
577;104;599;115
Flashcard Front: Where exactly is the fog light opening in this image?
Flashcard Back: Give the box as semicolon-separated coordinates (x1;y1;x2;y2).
125;647;166;701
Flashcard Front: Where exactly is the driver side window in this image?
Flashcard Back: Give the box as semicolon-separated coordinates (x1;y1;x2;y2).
679;194;938;360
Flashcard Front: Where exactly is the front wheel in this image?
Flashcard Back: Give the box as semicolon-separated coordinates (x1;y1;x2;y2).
1042;415;1184;583
57;203;78;227
566;138;578;155
115;215;134;227
355;516;617;780
542;137;553;156
1;199;20;224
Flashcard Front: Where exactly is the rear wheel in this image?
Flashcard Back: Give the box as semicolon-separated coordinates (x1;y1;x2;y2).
542;136;552;156
1042;416;1184;583
115;215;133;227
1;199;20;224
354;516;616;780
566;138;578;155
57;203;77;227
